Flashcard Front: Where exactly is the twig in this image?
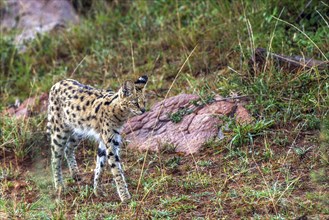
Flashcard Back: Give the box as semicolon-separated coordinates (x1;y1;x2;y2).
130;40;136;74
70;55;87;78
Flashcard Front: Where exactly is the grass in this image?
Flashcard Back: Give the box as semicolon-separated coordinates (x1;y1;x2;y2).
1;0;329;219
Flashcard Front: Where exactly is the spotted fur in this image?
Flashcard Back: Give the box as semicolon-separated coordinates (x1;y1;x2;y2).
47;76;148;202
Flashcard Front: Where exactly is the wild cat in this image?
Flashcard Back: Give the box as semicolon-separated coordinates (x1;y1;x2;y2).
47;76;148;201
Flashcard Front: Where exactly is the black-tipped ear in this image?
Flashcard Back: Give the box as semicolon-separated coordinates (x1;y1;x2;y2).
134;75;148;91
135;75;148;84
122;81;135;97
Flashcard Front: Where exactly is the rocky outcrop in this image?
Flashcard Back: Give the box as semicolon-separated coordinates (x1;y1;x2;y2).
2;93;48;118
123;94;252;154
0;0;79;50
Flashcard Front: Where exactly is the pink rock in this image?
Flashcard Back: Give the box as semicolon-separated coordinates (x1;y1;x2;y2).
2;93;49;118
123;94;252;154
235;104;253;124
0;0;79;51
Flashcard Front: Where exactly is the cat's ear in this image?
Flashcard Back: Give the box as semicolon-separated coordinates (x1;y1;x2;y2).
121;80;135;97
134;75;148;90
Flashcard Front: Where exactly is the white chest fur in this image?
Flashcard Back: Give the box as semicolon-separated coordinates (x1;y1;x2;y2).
73;127;101;141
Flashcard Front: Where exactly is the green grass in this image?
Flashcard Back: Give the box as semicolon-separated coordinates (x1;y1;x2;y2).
1;0;329;219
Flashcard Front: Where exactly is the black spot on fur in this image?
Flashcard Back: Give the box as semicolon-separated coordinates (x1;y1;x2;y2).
95;103;102;113
104;94;118;105
97;148;106;157
86;100;90;106
115;155;120;162
69;137;77;143
112;139;119;146
53;139;61;147
114;114;121;122
71;81;80;86
109;152;114;156
73;95;79;99
71;81;93;90
111;163;116;168
76;106;81;111
80;96;84;101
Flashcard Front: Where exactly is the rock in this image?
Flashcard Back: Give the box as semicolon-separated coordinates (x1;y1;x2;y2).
0;0;79;51
2;93;48;118
123;94;252;154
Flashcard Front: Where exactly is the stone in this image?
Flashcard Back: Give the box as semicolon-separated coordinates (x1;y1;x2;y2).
0;0;79;51
2;93;48;118
123;94;252;154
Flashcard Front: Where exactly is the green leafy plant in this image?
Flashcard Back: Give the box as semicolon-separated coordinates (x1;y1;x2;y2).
230;120;274;148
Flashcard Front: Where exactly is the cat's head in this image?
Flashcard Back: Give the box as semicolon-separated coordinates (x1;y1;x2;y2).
119;75;148;115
